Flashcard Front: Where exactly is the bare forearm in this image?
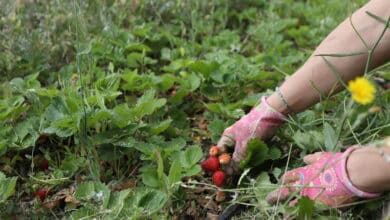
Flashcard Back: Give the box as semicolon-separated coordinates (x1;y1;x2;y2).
268;0;390;115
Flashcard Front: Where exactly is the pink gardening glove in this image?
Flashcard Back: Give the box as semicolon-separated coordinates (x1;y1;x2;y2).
217;96;286;162
266;147;381;207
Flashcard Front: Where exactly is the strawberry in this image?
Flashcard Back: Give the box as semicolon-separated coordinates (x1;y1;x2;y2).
41;159;49;170
218;153;231;165
200;123;207;130
201;157;220;172
215;191;226;202
212;170;226;187
209;146;220;157
34;189;49;202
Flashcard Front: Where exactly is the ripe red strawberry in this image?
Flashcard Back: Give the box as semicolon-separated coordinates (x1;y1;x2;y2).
41;159;49;170
212;171;226;187
34;189;49;202
201;157;220;172
219;153;231;165
209;146;220;157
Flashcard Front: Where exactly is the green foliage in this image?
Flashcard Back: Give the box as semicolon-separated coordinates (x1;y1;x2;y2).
239;139;283;169
0;172;17;203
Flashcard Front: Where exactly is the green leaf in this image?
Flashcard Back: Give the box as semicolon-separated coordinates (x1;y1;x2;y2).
71;206;95;219
112;104;133;128
268;147;282;160
60;154;85;176
75;181;111;208
137;190;168;214
186;73;201;92
126;52;143;68
207;119;228;143
168;160;182;185
130;89;166;119
125;43;152;53
0;172;17;203
297;196;315;220
150;119;172;135
107;189;131;218
184;164;201;176
141;166;161;188
188;60;219;78
158;74;176;91
239;139;269;169
204;103;244;119
180;146;203;169
323;122;337;151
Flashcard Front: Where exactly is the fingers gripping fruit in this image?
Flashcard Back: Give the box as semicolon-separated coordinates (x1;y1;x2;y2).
217;97;286;162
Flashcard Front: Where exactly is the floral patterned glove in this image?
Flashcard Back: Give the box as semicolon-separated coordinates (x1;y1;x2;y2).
266;146;381;207
217;96;286;162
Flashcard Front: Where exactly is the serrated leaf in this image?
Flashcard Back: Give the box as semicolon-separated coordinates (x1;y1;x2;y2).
107;189;131;218
207;119;228;143
150;119;172;135
186;73;201;92
0;172;17;203
141;166;160;188
323;122;337;151
131;89;166;119
188;60;219;78
75;181;111;208
184;164;201;176
168;160;182;185
180;146;202;168
137;190;167;214
297;196;315;220
112;104;133;128
239;139;269;169
268;147;282;160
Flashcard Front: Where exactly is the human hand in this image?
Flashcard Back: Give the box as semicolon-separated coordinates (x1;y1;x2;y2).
266;147;381;207
217;96;286;162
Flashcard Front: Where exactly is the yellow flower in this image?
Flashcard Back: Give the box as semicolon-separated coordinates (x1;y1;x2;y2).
348;77;376;105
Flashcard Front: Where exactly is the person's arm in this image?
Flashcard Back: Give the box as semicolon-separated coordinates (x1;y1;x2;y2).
217;0;390;163
267;0;390;115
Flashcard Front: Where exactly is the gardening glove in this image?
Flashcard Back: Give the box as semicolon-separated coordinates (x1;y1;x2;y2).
217;96;286;162
266;146;381;207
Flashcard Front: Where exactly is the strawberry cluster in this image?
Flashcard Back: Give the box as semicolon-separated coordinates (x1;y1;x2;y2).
201;146;231;187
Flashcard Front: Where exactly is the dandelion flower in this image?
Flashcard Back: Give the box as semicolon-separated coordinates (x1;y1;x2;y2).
348;77;376;105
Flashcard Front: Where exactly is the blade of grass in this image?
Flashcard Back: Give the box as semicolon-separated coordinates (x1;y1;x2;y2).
364;15;390;74
366;11;390;28
315;51;367;57
321;57;348;89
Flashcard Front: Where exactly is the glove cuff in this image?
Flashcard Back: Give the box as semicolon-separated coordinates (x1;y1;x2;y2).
262;96;288;119
340;146;381;198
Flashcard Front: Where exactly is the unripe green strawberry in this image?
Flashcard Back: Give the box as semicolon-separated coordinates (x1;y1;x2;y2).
212;170;226;187
201;157;220;172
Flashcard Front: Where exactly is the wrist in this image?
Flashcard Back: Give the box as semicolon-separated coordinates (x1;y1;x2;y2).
267;93;290;115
